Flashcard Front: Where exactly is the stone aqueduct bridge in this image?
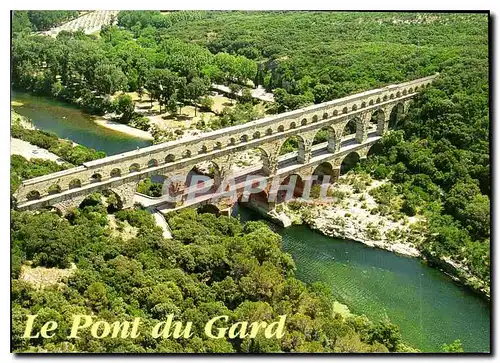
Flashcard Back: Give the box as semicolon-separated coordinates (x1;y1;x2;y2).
14;74;437;215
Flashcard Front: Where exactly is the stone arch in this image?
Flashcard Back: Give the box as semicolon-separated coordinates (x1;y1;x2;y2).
185;160;222;194
383;95;388;101
275;174;305;203
312;115;319;123
290;122;297;129
148;159;159;168
352;104;358;111
409;87;414;93
26;190;41;201
369;99;374;106
129;163;140;173
213;141;222;150
367;139;383;157
396;91;401;97
199;145;208;154
322;112;328;120
376;97;381;103
240;134;249;143
278;125;285;132
69;179;82;189
361;102;367;108
301;118;308;126
370;109;386;133
253;131;261;139
229;137;236;146
389;102;405;128
342;107;348;114
183;150;192;158
266;128;273;136
312;161;337;185
402;89;407;95
340;151;361;175
313;126;337;153
165;154;176;163
90;173;102;183
197;204;221;216
343;118;357;137
390;93;395;99
333;110;338;116
110;168;121;178
136;174;166;198
47;184;62;195
42;205;64;216
414;85;419;91
278;134;307;165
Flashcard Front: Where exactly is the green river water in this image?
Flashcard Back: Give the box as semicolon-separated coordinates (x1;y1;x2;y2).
12;92;490;353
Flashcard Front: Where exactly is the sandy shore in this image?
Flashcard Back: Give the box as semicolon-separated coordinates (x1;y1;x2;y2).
11;138;65;164
94;119;154;140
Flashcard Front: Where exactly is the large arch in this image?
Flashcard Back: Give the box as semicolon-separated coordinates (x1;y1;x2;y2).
136;174;167;198
77;190;123;213
340;152;361;175
312;162;337;184
389;102;405;129
343;118;357;137
185;161;222;199
231;146;271;176
278;135;306;166
275;174;305;203
370;109;385;134
197;204;221;216
312;126;337;154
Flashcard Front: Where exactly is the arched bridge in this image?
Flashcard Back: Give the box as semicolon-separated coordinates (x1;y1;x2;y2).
13;74;437;215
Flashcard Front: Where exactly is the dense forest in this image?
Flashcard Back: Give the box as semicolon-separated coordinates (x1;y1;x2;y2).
12;204;408;353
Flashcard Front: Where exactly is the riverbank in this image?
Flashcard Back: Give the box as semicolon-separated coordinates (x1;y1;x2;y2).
94;118;154;140
10;137;65;164
267;172;490;299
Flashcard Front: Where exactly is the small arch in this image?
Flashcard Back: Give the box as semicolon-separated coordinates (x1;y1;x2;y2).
182;150;192;158
26;190;41;201
290;122;297;129
383;95;388;101
414;86;419;91
352;104;358;111
312;115;319;123
342;107;348;114
199;145;208;154
361;102;366;108
213;141;222;150
90;173;102;183
129;164;140;173
390;94;395;99
165;154;176;163
229;137;236;146
301;118;307;126
197;204;221;216
409;88;414;93
312;162;337;185
265;128;273;136
369;99;374;106
110;168;121;178
148;159;159;168
253;131;261;139
376;97;381;103
396;91;401;97
402;89;407;95
47;184;61;195
275;174;305;203
332;110;338;116
278;125;285;132
240;134;249;143
426;83;431;88
69;179;82;189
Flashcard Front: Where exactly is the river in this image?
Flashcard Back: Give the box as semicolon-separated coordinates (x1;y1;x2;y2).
12;92;151;155
11;92;491;353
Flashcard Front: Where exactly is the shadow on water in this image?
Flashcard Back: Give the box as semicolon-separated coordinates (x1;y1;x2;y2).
233;204;490;353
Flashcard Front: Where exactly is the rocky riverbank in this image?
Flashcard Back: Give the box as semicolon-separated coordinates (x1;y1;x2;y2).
266;172;490;299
